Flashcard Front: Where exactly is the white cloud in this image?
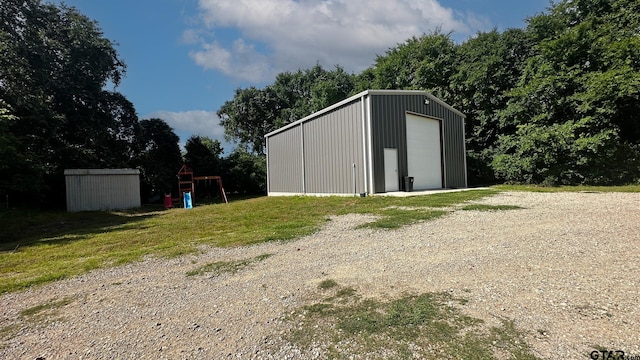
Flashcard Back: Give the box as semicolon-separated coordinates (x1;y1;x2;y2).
457;10;492;37
181;28;203;44
190;39;270;82
187;0;483;82
143;110;235;152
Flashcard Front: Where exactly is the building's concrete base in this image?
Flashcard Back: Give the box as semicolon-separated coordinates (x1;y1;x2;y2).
374;187;490;197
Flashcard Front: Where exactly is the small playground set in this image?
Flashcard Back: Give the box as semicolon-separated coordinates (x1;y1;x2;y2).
164;165;228;209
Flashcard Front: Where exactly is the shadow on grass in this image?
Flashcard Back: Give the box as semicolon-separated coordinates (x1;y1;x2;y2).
0;205;162;252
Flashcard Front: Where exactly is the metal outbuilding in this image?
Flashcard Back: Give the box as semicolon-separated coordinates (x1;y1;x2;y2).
64;169;141;212
265;90;467;196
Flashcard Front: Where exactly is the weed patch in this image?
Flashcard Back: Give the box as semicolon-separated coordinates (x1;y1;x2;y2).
318;279;338;290
286;285;539;359
186;253;272;277
1;297;76;347
0;322;19;338
358;209;448;229
20;297;74;317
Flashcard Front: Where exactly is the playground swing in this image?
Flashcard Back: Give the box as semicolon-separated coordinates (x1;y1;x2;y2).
171;165;228;208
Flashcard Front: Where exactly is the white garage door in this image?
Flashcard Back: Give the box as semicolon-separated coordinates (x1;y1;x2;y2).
406;113;442;190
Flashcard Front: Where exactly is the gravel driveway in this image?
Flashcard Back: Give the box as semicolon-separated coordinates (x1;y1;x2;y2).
1;191;639;359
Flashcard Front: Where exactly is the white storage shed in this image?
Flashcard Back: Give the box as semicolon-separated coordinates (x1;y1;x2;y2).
64;169;141;212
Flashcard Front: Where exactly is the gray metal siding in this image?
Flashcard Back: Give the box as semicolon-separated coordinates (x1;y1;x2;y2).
65;169;141;212
267;125;303;193
265;90;466;195
369;95;408;192
442;110;467;188
303;103;365;194
370;94;466;192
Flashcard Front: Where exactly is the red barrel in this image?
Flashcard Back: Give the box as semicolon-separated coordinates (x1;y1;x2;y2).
164;194;173;209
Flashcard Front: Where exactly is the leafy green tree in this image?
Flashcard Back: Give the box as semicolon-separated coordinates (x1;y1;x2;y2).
223;146;266;194
0;100;42;197
352;67;377;93
1;0;135;206
494;0;640;185
135;118;182;201
217;87;279;154
183;135;224;176
58;91;139;170
272;64;356;123
218;65;355;154
370;32;457;100
450;29;534;184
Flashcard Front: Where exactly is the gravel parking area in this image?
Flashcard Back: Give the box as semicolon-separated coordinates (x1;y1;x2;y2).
1;191;639;359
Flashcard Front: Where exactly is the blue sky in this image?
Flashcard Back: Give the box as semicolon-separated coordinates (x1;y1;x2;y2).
52;0;551;151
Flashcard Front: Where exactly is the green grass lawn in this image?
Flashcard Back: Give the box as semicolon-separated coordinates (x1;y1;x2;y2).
0;190;496;294
2;185;637;294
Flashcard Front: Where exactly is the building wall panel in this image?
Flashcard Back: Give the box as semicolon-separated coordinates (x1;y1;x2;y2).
442;109;467;188
266;125;303;193
369;93;466;192
303;102;364;194
65;169;141;212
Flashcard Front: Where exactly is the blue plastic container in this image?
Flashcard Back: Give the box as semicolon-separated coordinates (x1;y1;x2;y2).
183;192;193;209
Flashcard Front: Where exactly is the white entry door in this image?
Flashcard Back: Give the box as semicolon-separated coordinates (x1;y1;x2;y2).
384;148;399;192
406;113;443;190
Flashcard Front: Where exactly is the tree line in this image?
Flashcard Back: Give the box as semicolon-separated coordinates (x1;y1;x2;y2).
219;0;640;186
0;0;262;207
2;0;639;209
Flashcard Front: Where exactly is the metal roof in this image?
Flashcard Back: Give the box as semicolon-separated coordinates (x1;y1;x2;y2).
264;89;465;138
64;169;140;176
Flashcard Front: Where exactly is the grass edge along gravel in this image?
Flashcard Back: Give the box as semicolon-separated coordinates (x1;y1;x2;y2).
185;253;273;277
494;184;640;193
6;184;636;295
1;296;76;347
460;204;524;211
0;189;497;294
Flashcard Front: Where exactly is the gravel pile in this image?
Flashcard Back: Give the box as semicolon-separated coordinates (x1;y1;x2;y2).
1;191;639;359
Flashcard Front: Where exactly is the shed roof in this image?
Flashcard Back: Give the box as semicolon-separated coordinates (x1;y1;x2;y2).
64;169;140;176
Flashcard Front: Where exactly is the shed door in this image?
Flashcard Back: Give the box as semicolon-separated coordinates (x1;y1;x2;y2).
384;148;399;192
406;113;443;190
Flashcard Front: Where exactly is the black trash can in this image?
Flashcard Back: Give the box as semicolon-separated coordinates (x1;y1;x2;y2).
404;176;414;192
